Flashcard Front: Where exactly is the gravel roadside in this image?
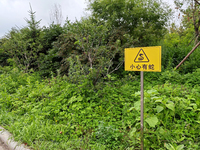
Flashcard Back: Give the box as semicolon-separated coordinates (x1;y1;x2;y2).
0;139;10;150
0;126;30;150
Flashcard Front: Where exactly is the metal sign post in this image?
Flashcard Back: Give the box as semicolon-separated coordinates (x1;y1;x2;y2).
141;71;144;150
125;46;161;150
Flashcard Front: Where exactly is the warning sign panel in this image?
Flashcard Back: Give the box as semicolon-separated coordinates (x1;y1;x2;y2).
125;46;161;72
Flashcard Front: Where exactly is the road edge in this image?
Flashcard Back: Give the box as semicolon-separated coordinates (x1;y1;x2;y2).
0;126;30;150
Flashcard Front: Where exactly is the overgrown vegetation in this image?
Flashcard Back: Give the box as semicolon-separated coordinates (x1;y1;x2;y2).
1;67;200;149
1;0;200;149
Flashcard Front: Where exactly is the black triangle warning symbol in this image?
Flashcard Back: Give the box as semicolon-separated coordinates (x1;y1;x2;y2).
134;49;149;63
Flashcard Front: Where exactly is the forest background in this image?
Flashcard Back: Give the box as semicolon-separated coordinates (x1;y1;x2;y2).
1;0;200;149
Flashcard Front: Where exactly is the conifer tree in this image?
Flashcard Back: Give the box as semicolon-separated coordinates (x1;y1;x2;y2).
2;4;43;72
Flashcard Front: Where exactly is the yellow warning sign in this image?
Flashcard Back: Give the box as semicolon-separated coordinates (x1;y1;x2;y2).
125;46;161;72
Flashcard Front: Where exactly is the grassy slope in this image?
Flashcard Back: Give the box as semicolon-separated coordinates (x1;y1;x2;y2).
0;67;200;149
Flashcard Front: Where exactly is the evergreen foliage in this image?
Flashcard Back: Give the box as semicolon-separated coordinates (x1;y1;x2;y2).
1;6;42;72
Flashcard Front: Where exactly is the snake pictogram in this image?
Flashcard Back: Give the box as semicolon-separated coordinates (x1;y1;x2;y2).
138;54;144;60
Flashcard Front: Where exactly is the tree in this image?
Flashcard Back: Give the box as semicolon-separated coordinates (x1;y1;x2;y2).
50;17;131;84
36;23;64;76
172;1;200;70
25;4;41;41
174;0;200;43
2;5;43;72
0;38;10;66
88;0;172;46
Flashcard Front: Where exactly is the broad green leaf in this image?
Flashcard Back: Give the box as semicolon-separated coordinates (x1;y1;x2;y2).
68;96;82;104
129;127;137;137
176;145;184;150
164;143;175;150
186;107;193;110
155;100;162;103
128;107;134;112
156;106;164;113
166;103;174;111
146;89;158;95
158;127;166;135
134;91;141;97
190;103;197;110
195;121;200;124
178;137;185;142
134;101;140;111
145;116;158;128
151;96;162;101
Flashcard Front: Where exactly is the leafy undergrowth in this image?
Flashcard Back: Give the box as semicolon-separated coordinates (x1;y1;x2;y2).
0;68;200;149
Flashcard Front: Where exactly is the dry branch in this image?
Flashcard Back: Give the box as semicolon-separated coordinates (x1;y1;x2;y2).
175;41;200;69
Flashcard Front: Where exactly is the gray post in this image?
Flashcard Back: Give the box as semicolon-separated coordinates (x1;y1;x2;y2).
141;71;144;150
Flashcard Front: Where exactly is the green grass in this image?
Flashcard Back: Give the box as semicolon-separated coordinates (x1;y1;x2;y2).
0;67;200;149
